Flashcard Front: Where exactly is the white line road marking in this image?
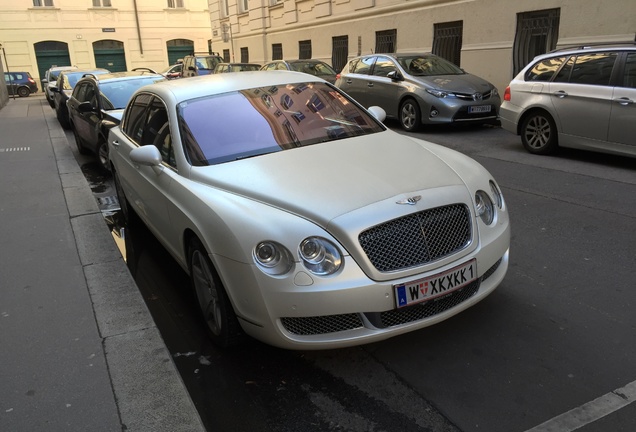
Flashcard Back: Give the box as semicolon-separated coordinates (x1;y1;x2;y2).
525;380;636;432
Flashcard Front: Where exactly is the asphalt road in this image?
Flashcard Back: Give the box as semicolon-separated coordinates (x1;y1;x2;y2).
67;122;636;432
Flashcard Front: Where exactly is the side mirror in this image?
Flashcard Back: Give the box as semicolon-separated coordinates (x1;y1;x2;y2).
42;79;49;84
367;106;386;123
78;101;95;113
387;71;403;81
130;145;162;167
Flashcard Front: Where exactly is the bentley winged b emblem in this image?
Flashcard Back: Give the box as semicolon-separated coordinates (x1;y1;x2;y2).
396;195;422;205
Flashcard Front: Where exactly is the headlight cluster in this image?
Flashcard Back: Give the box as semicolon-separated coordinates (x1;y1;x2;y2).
254;237;342;276
475;180;504;225
426;88;456;98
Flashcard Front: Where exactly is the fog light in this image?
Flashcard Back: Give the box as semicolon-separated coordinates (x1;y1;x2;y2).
430;109;439;117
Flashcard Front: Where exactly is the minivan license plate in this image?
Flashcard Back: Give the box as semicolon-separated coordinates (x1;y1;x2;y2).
394;259;477;308
469;105;491;113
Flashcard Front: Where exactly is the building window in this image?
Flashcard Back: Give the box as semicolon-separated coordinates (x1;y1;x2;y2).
240;47;249;63
272;43;283;61
375;29;396;54
331;36;348;73
513;8;560;76
167;0;184;7
92;0;112;6
223;49;230;62
270;0;281;5
239;0;249;13
433;21;463;67
33;0;54;6
299;40;312;60
220;0;229;17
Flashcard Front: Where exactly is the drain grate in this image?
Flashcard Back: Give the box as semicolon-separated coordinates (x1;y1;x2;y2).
0;147;31;152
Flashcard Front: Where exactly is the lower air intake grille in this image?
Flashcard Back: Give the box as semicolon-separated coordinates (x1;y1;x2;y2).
281;313;364;336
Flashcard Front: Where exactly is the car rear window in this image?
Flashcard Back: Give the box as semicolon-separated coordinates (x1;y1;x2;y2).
100;77;164;109
178;82;385;166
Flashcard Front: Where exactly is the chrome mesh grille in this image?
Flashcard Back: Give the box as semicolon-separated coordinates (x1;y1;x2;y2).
359;204;471;272
281;314;364;336
377;280;480;327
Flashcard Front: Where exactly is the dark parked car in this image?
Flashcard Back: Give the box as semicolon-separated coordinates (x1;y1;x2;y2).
42;65;77;108
260;60;338;83
180;53;224;77
68;70;164;170
335;53;500;131
53;68;110;129
213;63;261;73
4;71;38;97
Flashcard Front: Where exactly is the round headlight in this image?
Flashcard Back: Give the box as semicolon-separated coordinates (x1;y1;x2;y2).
475;190;495;225
299;237;342;276
254;241;293;275
489;180;504;209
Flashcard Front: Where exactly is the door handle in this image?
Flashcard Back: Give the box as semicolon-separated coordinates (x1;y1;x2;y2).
614;97;634;106
367;82;374;88
111;139;120;147
345;79;352;84
553;90;568;98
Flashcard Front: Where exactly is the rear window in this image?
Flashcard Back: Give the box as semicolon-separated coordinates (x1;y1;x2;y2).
524;56;566;82
100;77;164;109
178;82;385;166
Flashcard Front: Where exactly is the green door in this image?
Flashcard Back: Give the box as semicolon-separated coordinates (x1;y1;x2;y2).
167;39;194;65
93;40;127;72
34;41;72;87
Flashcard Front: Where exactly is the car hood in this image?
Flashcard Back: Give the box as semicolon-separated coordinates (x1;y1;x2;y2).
189;130;468;226
411;73;494;94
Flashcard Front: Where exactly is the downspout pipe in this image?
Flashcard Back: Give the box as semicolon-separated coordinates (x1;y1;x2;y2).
133;0;144;55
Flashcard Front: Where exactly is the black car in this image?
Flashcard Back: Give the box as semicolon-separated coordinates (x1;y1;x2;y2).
67;70;164;170
53;68;110;129
180;53;224;77
4;71;38;97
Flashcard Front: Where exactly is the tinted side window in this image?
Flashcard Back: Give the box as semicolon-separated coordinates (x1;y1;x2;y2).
353;57;375;75
123;94;153;144
553;56;574;83
622;53;636;88
372;57;397;77
73;83;87;100
525;56;566;82
568;52;617;86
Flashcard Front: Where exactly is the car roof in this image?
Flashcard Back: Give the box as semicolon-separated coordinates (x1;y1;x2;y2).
62;68;110;77
541;42;636;59
83;70;163;83
136;70;326;103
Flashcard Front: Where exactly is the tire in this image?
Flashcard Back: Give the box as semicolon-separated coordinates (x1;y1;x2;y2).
520;111;558;155
72;125;91;155
113;170;130;222
56;103;71;130
17;87;30;98
399;99;422;132
188;237;243;348
97;140;111;173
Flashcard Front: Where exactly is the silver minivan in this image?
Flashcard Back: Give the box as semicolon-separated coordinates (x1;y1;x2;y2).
500;43;636;158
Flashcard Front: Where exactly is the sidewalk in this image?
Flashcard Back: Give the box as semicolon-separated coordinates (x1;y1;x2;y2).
0;95;205;432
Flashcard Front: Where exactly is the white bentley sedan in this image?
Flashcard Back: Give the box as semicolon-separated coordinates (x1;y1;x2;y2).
108;71;510;350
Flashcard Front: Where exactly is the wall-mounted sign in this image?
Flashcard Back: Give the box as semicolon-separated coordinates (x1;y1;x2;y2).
102;28;115;32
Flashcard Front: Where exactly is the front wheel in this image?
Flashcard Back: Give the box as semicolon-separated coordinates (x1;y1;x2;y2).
97;140;110;172
188;237;243;347
520;112;558;155
399;99;422;132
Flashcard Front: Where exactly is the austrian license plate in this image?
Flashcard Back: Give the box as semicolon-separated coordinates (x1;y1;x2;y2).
394;259;477;308
468;105;491;113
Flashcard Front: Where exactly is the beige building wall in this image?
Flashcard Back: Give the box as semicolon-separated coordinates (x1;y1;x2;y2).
0;0;213;85
208;0;635;93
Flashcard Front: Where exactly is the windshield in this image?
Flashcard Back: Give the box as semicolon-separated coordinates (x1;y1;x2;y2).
100;77;164;110
64;70;109;89
397;55;464;76
178;82;385;166
289;61;337;77
196;56;223;70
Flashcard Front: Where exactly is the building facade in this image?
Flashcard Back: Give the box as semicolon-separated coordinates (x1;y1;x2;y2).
0;0;214;90
206;0;635;93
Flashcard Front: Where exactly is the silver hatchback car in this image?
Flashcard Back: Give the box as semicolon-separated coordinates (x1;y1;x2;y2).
336;53;500;131
500;43;636;157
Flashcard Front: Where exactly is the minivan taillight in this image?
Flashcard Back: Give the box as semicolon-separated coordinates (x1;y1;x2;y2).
336;73;341;80
503;86;511;102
